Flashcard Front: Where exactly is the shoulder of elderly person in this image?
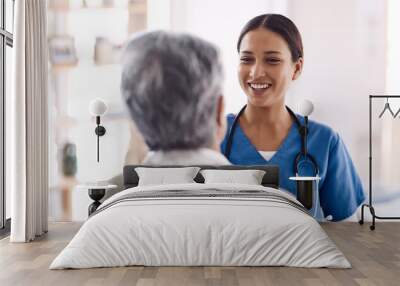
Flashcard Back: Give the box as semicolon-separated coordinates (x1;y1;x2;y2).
143;148;230;166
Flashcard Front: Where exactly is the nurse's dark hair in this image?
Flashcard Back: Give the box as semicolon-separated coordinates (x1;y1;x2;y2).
237;14;303;62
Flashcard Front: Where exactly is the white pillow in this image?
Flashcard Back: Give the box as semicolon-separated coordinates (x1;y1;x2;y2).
200;169;266;185
135;167;200;186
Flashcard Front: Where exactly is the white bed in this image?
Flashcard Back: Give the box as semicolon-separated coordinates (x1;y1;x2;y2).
50;183;350;269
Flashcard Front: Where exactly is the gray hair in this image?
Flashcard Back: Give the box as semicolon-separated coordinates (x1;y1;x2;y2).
121;31;224;151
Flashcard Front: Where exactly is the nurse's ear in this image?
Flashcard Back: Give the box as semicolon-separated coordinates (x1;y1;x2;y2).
292;57;304;81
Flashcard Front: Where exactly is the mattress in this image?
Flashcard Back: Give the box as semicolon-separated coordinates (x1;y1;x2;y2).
50;183;350;269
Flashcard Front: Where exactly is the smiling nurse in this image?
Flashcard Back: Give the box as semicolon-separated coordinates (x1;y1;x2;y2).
221;14;365;221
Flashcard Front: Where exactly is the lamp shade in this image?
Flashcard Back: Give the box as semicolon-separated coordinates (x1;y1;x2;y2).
89;98;108;116
297;99;314;117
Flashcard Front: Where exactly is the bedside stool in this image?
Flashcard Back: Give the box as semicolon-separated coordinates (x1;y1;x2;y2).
77;184;117;216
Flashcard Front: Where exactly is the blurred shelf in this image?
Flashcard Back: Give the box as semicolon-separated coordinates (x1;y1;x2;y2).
48;6;124;12
50;60;121;72
129;2;146;13
48;3;143;12
50;62;79;71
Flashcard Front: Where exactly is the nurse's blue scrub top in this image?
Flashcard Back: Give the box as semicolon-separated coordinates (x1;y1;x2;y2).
220;113;365;221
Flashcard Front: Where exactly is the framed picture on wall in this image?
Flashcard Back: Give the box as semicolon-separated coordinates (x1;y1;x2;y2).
48;35;78;67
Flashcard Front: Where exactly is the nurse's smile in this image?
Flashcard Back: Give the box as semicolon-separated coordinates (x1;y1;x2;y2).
248;83;272;98
249;82;271;90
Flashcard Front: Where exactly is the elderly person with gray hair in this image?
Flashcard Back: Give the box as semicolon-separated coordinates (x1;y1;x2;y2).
121;31;229;165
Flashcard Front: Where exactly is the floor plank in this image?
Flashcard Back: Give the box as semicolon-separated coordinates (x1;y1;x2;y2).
0;222;399;286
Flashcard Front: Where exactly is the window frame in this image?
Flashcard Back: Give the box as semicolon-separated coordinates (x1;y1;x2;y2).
0;0;14;235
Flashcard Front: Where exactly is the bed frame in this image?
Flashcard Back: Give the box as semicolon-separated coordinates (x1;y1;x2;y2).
123;165;280;189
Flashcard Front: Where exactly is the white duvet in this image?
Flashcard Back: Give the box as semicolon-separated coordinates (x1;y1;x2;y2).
50;183;350;269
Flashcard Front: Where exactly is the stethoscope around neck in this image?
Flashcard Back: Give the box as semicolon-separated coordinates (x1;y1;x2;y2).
223;104;319;177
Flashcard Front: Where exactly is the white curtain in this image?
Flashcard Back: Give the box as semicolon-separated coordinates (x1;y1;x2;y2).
8;0;48;242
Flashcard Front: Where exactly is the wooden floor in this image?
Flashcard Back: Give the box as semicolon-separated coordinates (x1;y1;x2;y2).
0;222;399;286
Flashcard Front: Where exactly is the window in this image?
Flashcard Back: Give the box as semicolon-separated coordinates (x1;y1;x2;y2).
0;0;14;235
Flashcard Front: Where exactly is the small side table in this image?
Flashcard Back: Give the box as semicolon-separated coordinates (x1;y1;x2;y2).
77;184;117;216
